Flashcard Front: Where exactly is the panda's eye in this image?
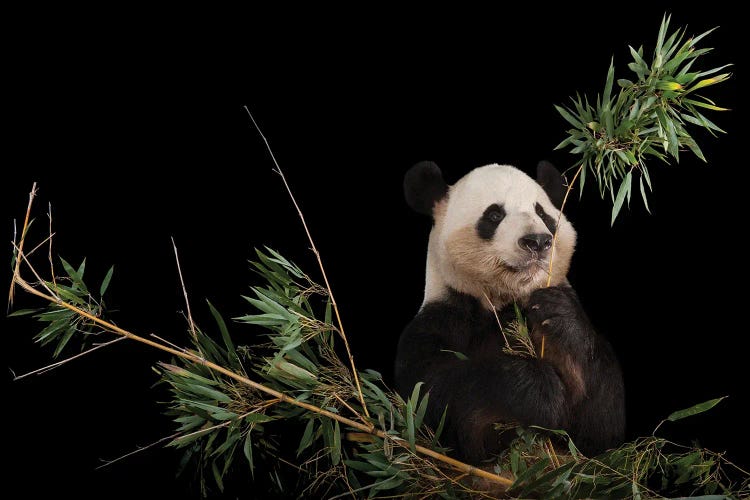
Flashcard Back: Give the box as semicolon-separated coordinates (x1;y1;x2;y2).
481;203;506;224
488;210;505;223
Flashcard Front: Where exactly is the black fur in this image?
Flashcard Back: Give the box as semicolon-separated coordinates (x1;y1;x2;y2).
394;287;625;463
535;202;557;234
476;203;506;240
404;161;449;215
537;160;566;209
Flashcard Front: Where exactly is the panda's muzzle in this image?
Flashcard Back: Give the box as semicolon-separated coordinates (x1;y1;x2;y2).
519;233;553;253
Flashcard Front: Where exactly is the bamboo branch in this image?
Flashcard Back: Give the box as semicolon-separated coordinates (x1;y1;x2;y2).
13;336;127;380
8;182;37;308
244;107;371;424
13;264;512;488
171;237;197;343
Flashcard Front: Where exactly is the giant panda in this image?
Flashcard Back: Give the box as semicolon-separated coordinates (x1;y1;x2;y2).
395;160;625;464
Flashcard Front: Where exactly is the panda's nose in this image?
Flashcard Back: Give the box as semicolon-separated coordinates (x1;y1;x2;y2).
519;233;553;253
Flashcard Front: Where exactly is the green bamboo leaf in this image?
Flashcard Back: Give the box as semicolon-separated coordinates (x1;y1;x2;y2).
511;457;550;489
655;14;670;61
432;406;448;444
371;474;405;493
687;73;731;92
639;177;651;214
275;361;317;382
331;420;341;466
185;383;233;403
414;392;430;431
344;459;381;473
682;136;707;162
603;59;615;105
611;171;632;225
682;98;729;112
59;257;89;294
244;413;274;424
405;397;416;453
7;308;41;317
211;430;242;457
297;418;316;457
554;105;583;128
211;461;224;492
206;300;236;362
52;324;76;358
667;397;726;422
243;431;255;478
683;111;726;134
170;427;214;447
694;63;733;80
35;316;73;344
99;266;114;297
211;410;239;421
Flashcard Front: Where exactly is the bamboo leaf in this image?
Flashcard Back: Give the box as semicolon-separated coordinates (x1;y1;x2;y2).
52;324;76;358
297;418;316;457
639;177;651;214
667;397;726;422
99;266;114;296
603;59;615;106
184;383;233;403
331;420;341;466
206;300;237;367
554;105;583;128
243;431;255;478
611;171;632;225
7;308;41;317
405;397;416;453
211;461;224;492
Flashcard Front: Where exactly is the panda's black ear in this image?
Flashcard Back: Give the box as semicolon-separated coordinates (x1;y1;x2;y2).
536;160;566;209
404;161;449;216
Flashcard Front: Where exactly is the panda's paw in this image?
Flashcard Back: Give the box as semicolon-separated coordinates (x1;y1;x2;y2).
526;286;590;343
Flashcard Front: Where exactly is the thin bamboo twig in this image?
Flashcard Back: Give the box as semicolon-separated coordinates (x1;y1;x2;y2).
48;203;56;289
244;106;371;424
541;164;584;360
11;260;512;488
171;237;198;343
13;336;127;380
546;164;584;288
95;432;182;470
8;182;37;308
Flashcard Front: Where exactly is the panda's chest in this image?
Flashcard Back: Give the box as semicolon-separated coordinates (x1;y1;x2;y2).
446;308;510;357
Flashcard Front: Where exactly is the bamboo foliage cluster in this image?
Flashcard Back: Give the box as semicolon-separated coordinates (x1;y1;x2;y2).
554;14;731;224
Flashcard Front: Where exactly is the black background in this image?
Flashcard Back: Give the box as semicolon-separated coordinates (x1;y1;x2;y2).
3;5;748;498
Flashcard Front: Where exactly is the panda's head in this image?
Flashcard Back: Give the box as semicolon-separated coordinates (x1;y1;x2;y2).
405;161;576;309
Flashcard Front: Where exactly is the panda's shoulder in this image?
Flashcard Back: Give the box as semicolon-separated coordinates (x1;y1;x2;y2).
407;292;484;330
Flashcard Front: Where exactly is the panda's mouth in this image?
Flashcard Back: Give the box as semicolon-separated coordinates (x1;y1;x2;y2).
506;256;549;277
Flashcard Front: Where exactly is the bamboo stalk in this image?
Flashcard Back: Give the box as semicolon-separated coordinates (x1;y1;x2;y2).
8;182;37;308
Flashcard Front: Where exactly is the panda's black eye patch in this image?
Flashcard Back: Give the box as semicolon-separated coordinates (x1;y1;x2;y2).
477;203;506;240
535;202;557;234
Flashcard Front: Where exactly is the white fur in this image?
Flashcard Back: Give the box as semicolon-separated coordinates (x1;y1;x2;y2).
423;164;576;309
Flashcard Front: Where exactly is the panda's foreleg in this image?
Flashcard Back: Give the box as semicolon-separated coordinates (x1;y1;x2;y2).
525;285;626;455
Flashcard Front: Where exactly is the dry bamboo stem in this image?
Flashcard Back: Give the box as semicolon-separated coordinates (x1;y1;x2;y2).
8;182;37;307
244;107;371;424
